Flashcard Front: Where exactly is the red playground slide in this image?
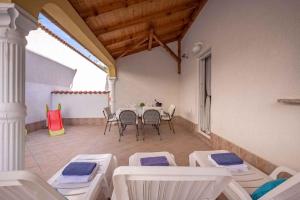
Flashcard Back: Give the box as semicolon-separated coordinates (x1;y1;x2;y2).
46;104;65;136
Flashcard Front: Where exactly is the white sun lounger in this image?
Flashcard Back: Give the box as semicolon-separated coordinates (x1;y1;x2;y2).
129;151;177;166
189;150;300;200
112;166;232;200
0;154;117;200
0;170;72;200
48;154;118;200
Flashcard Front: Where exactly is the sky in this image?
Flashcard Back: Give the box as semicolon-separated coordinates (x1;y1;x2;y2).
26;14;107;91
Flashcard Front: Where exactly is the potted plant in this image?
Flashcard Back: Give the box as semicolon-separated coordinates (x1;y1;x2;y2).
139;102;145;107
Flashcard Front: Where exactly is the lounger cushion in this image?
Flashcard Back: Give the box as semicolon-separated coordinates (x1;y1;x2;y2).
251;178;286;200
62;162;97;176
140;156;169;166
211;152;243;166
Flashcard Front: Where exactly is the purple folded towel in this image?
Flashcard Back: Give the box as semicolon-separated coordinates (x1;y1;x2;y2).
211;153;243;166
62;162;97;176
140;156;169;166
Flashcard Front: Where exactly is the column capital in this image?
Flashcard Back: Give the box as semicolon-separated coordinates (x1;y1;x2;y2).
0;3;37;37
108;77;117;81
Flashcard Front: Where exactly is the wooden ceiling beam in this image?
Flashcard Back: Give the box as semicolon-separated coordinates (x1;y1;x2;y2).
117;37;148;59
94;1;199;35
101;17;190;47
179;0;208;39
78;0;149;20
148;27;154;51
178;39;182;74
152;32;180;62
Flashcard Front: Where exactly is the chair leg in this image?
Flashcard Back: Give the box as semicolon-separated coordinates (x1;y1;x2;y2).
104;121;108;135
118;122;123;142
168;121;172;131
170;121;175;134
122;125;127;135
141;123;145;141
136;125;139;141
156;125;162;140
109;122;112;131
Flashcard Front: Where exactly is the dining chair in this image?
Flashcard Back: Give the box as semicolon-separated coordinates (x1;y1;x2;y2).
118;110;139;142
103;107;118;135
142;109;161;140
161;104;176;134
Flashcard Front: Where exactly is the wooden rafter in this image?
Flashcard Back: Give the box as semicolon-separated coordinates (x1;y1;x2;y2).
148;27;154;51
117;37;148;59
94;2;199;35
112;36;179;58
178;39;182;74
111;30;182;55
179;0;208;39
152;32;180;63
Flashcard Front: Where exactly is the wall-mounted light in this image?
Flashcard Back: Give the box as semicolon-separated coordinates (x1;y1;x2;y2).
192;42;204;57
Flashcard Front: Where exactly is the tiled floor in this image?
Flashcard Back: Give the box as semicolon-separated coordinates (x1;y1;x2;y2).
25;122;211;180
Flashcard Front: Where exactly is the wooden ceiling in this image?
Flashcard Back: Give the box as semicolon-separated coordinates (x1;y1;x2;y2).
68;0;207;59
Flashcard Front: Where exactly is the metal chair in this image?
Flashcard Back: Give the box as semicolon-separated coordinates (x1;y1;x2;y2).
118;110;139;142
142;109;161;140
161;104;176;134
103;107;118;135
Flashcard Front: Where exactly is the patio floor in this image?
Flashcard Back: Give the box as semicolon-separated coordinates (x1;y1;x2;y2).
25;122;211;180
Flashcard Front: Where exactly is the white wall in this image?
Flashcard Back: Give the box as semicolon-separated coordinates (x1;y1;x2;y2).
25;51;76;123
51;94;108;118
116;42;179;111
25;82;68;123
179;0;300;170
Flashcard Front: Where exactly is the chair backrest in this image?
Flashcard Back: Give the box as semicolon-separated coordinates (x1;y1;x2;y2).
103;107;112;119
112;166;232;200
119;110;137;125
168;104;176;118
260;173;300;200
0;171;65;200
143;109;160;125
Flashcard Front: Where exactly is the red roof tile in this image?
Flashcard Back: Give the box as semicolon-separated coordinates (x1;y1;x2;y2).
51;90;109;94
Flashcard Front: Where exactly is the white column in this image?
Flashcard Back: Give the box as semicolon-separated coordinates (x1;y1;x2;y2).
108;77;117;113
0;4;36;171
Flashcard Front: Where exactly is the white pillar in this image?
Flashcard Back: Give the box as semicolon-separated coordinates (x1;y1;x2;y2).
0;4;36;171
108;77;117;113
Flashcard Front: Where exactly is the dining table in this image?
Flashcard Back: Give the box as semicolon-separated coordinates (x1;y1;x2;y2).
116;106;164;118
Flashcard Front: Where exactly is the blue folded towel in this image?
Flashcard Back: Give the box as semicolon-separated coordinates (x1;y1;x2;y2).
140;156;169;166
62;162;97;176
211;153;243;166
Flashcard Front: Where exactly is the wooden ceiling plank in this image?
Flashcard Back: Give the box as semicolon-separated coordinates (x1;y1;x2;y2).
179;0;208;39
94;1;199;35
79;0;149;20
117;37;148;59
102;17;190;47
148;27;154;51
152;32;180;62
